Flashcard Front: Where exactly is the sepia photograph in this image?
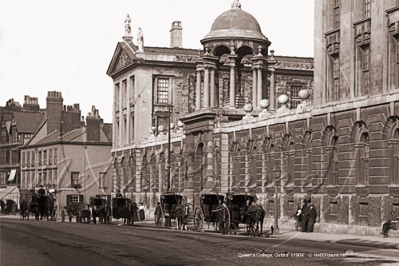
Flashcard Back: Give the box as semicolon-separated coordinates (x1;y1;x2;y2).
1;0;399;265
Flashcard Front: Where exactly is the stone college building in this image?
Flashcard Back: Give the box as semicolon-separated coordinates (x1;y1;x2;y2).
106;0;399;236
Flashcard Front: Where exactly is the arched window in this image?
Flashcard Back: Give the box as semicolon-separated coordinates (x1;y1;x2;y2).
263;138;274;187
356;131;369;185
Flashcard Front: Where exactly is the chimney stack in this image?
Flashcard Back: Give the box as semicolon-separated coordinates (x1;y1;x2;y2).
170;21;182;48
86;105;102;142
46;91;63;134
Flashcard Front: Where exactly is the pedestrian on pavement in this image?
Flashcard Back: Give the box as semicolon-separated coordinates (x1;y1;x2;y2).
307;203;317;232
154;202;163;227
301;199;309;232
381;211;398;238
295;204;302;231
138;202;145;221
116;190;123;197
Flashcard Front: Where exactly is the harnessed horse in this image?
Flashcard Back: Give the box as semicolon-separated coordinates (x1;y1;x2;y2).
240;204;265;236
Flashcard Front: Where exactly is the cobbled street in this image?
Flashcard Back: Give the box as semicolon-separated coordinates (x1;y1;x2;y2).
2;218;399;266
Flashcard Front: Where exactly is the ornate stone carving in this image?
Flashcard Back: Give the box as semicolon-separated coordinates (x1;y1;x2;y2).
115;50;133;71
176;55;195;62
275;61;314;70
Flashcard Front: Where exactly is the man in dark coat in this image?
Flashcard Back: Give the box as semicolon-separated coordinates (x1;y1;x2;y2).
381;211;398;238
307;203;317;232
301;200;309;232
154;202;163;227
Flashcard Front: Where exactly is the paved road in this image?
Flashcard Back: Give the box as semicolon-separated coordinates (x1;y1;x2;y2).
2;219;399;266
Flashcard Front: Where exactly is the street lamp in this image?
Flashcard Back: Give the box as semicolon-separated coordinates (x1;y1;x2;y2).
167;104;174;193
273;166;280;235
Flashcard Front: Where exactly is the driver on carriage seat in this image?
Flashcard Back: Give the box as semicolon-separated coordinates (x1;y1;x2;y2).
38;186;45;196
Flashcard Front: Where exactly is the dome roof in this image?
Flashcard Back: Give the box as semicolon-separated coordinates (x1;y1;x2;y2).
202;1;267;41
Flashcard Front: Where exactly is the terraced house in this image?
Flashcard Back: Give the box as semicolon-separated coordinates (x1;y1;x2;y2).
107;0;399;236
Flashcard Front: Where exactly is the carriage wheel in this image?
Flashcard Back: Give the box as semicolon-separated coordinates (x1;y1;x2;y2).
194;207;204;232
219;206;230;235
61;210;65;222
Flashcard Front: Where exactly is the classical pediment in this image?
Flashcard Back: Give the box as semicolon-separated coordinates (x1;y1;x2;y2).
106;42;138;76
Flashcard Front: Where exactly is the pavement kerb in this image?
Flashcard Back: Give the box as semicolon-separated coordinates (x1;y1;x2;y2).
271;233;399;250
3;215;398;250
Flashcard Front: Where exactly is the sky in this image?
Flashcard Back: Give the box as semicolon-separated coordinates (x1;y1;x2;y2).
0;0;314;123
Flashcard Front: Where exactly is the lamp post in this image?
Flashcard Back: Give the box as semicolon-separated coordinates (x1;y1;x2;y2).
167;104;174;193
273;166;280;235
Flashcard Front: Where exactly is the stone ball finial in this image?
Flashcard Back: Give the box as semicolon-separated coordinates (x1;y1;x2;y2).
178;120;184;128
278;94;289;104
244;103;253;113
298;89;310;100
260;99;270;109
170;123;175;130
158;125;165;133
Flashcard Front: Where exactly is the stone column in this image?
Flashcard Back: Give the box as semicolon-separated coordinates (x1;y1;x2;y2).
230;64;235;108
257;68;262;105
203;67;209;108
119;81;123;147
252;68;257;108
196;69;201;110
210;68;215;108
126;79;130;145
270;69;275;111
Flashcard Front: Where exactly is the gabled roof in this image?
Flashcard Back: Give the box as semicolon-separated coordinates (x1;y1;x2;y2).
13;112;44;133
106;41;138;77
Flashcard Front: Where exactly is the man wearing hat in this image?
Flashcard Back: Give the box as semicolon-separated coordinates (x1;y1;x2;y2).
301;199;309;232
307;203;317;232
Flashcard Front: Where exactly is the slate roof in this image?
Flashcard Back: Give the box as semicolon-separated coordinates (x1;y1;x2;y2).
33;126;111;146
13;112;44;133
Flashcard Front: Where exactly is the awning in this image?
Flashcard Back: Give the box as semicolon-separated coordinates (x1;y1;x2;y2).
7;170;16;181
0;186;18;200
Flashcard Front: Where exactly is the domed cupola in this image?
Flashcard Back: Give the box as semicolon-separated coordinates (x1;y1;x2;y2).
202;0;268;42
200;0;270;57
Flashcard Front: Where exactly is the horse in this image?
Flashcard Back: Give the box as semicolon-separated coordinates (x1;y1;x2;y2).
117;202;137;226
240;204;265;236
175;204;189;230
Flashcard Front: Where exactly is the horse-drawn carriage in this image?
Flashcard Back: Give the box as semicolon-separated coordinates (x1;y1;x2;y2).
211;193;265;236
61;202;90;223
193;194;225;232
90;196;111;224
112;197;137;225
29;193;57;221
160;193;183;228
